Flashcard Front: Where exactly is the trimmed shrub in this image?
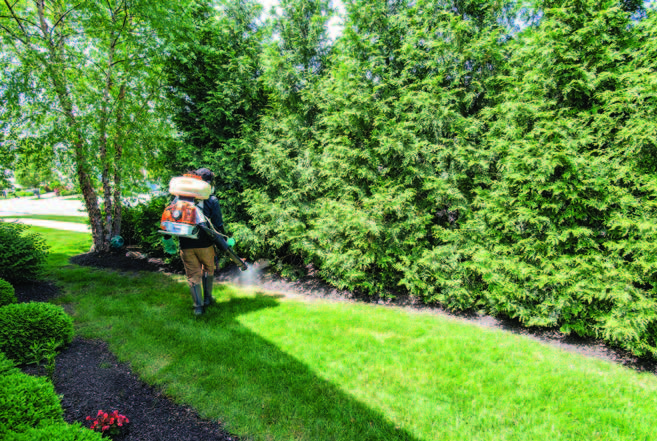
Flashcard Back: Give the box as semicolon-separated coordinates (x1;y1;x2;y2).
0;302;74;364
0;350;18;375
5;422;104;441
0;372;63;437
0;278;17;306
0;221;49;285
121;194;182;265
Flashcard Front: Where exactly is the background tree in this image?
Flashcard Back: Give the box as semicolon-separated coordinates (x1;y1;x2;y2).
0;133;15;190
246;0;334;268
0;0;187;251
163;0;267;226
11;138;54;189
465;0;657;356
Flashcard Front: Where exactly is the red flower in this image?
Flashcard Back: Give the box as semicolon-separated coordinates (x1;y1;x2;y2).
87;409;129;433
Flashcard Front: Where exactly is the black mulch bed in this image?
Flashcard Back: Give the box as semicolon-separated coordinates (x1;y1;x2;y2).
13;249;657;440
15;252;236;441
22;338;236;441
69;250;186;275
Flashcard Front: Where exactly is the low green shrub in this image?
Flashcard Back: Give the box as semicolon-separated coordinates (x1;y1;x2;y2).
121;195;182;265
5;422;104;441
0;222;49;285
0;302;74;364
0;278;16;306
0;372;63;437
0;350;18;375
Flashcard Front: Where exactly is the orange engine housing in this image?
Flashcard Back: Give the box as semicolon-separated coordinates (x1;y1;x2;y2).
161;199;199;227
159;199;205;238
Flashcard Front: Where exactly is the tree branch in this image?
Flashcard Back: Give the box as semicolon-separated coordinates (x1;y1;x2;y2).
50;2;84;33
0;22;26;44
3;0;28;41
35;0;49;38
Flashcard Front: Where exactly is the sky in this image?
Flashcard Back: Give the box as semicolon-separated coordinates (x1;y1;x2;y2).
258;0;345;40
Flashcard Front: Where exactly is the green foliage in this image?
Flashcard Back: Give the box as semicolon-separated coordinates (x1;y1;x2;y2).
0;133;16;189
0;350;18;376
163;0;268;225
120;195;181;264
0;0;195;251
13;138;56;189
0;278;17;306
0;222;49;284
465;1;657;356
165;0;657;357
248;0;511;295
0;372;64;437
0;302;74;364
5;423;104;441
28;338;59;382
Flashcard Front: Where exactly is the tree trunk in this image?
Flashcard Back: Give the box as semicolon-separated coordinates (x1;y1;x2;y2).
36;0;105;251
99;30;118;250
112;84;127;239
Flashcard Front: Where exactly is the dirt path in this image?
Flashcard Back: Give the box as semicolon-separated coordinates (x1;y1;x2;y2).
2;218;90;233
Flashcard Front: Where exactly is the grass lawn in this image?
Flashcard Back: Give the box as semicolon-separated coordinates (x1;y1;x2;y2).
31;225;657;441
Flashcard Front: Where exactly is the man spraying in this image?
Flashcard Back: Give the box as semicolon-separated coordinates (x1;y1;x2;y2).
161;167;246;315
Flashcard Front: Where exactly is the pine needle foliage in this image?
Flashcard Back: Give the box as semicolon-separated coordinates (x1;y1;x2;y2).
467;1;657;356
248;0;513;291
165;0;657;356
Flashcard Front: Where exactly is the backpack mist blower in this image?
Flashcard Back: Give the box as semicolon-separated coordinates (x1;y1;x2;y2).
158;174;248;271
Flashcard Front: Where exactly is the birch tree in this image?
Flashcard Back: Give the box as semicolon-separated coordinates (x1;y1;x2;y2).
0;0;185;251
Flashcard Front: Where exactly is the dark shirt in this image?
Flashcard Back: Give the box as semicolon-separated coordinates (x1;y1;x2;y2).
179;195;224;250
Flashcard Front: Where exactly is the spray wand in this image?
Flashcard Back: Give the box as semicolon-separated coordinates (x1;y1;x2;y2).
197;222;248;271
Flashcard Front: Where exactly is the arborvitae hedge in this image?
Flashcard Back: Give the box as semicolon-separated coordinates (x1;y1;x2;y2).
166;0;657;357
462;1;657;357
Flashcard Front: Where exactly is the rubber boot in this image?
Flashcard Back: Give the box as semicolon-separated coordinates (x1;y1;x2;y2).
202;272;215;307
189;284;204;315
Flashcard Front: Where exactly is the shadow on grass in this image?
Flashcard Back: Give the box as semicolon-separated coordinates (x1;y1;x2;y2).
116;287;419;441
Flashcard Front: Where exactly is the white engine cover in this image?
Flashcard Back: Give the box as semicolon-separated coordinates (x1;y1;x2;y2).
168;176;211;200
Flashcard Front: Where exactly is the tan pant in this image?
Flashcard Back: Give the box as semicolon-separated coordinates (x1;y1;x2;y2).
180;246;215;286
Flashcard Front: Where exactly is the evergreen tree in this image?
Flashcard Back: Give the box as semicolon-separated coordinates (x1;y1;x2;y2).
467;0;657;355
249;0;514;293
246;0;334;266
164;0;267;224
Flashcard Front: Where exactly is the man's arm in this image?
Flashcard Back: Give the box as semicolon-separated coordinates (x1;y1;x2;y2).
205;196;225;235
